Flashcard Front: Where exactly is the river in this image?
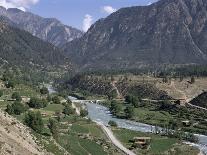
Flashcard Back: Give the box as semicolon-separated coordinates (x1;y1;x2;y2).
48;86;207;154
68;96;207;155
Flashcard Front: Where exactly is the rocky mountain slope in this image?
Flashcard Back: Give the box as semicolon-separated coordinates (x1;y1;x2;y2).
0;110;48;155
0;6;83;47
64;0;207;71
0;20;70;69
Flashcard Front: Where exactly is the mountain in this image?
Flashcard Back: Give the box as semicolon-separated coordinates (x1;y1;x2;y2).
64;0;207;71
0;20;70;69
0;6;83;47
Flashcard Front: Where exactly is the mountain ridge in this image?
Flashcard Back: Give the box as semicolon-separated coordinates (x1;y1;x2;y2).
64;0;207;71
0;6;83;47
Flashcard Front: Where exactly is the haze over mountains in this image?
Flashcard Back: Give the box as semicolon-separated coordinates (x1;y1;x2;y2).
64;0;207;71
0;6;83;47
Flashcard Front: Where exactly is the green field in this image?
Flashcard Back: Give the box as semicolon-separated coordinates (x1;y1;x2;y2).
113;128;199;155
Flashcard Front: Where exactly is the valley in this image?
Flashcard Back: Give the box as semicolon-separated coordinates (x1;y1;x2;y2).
0;0;207;154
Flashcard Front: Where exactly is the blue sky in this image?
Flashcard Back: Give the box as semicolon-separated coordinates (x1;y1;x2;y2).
0;0;157;31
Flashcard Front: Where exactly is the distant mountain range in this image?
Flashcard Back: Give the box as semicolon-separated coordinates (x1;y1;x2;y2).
64;0;207;71
0;6;83;47
0;20;70;69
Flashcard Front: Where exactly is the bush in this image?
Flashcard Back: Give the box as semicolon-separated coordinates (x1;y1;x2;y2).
52;96;61;104
6;101;27;115
124;106;134;119
80;109;88;117
11;92;22;101
28;97;48;109
6;80;15;88
63;104;75;115
108;120;117;127
0;90;3;97
48;118;59;139
40;87;49;95
24;111;43;133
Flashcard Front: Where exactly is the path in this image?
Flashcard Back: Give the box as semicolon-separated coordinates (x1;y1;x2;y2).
111;81;122;99
72;102;80;115
96;122;136;155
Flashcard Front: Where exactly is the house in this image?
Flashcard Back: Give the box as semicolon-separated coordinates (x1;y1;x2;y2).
182;120;191;127
132;137;151;149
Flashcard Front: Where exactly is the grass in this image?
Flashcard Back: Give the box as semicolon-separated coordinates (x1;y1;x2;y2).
70;122;106;138
133;107;173;126
43;104;64;112
58;134;107;155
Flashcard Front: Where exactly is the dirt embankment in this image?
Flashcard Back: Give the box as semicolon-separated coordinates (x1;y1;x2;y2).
0;110;50;155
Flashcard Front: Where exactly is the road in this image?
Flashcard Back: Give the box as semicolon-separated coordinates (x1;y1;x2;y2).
96;122;136;155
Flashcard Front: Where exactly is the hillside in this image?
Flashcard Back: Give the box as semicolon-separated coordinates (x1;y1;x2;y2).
0;110;47;155
64;0;207;71
190;92;207;108
0;6;83;47
0;21;70;70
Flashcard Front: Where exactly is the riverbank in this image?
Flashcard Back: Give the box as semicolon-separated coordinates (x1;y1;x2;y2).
69;96;207;155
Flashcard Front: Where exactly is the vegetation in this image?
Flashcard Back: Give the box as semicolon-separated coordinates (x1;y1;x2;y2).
63;104;75;115
108;120;117;127
24;111;44;134
6;101;27;115
28;97;48;109
48;118;59;139
113;128;199;155
40;87;49;95
11;92;22;101
80;109;88;117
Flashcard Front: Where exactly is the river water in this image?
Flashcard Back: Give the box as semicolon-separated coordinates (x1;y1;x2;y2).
68;96;207;155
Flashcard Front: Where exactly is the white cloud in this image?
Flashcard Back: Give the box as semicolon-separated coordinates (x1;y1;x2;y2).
0;0;39;11
82;14;93;32
147;2;152;6
102;6;117;14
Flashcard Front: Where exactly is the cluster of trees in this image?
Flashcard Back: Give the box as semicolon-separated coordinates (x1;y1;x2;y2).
109;99;135;119
2;71;16;89
125;95;142;108
12;92;22;101
6;101;28;115
40;87;49;95
28;97;48;109
24;111;43;134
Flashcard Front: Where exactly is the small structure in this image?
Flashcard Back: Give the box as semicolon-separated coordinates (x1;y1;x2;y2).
132;137;151;149
21;96;30;103
41;112;48;117
182;120;191;127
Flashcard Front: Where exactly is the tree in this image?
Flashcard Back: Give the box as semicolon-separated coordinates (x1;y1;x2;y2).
52;96;61;104
0;90;3;97
125;95;140;108
63;105;75;115
109;100;121;115
107;90;117;100
6;102;27;115
11;92;22;101
124;106;134;119
6;104;14;115
48;118;58;139
40;87;49;95
108;120;117;127
190;76;195;84
28;97;47;109
6;80;15;89
80;109;88;117
24;111;43;133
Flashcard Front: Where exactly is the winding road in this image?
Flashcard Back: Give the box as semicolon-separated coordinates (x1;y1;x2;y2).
96;122;136;155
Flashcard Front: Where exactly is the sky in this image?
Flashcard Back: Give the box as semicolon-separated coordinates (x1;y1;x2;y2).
0;0;157;31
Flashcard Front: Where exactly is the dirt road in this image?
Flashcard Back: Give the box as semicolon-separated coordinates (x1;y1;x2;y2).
97;122;136;155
